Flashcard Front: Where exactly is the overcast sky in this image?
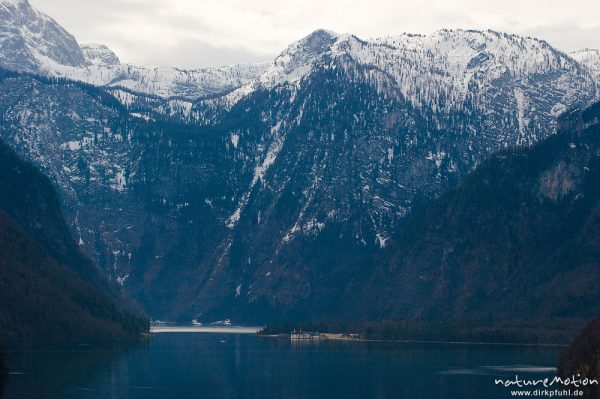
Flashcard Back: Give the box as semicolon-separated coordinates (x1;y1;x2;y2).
30;0;600;69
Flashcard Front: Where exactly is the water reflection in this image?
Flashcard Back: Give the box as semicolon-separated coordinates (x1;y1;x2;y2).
2;342;145;399
2;334;562;399
0;374;6;397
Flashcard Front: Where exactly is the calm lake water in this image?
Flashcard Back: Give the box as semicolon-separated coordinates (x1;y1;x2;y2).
1;330;564;399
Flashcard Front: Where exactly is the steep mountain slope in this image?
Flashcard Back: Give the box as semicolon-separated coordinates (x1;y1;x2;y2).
1;36;599;323
1;0;600;322
341;100;600;323
0;138;148;348
187;30;600;322
199;28;598;254
0;68;256;316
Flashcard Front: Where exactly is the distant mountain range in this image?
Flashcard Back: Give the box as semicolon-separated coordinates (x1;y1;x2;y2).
1;0;599;324
0;0;267;99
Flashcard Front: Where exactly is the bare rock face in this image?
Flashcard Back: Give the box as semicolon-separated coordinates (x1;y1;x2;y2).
537;161;581;201
81;43;121;67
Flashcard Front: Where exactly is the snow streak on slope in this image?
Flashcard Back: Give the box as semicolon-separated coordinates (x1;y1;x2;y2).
227;121;285;228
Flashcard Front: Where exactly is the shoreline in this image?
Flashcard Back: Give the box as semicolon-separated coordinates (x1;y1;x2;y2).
149;325;569;347
150;325;262;334
258;333;568;347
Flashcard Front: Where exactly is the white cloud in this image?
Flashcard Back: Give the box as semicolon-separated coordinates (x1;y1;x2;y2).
29;0;600;68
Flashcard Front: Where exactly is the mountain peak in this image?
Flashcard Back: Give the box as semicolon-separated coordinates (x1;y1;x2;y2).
1;0;30;8
224;27;593;111
236;28;344;91
81;43;121;66
300;29;339;49
285;28;342;60
0;0;87;72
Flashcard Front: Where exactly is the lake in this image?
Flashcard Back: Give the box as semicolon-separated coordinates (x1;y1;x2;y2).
1;330;565;399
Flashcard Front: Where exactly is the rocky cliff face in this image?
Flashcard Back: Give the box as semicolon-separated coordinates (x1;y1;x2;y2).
80;43;120;67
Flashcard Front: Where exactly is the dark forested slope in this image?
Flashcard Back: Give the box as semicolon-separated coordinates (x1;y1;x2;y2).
0;139;148;348
344;101;600;324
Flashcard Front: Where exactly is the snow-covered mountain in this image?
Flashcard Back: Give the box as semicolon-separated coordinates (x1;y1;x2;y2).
0;0;87;72
50;62;269;100
1;0;600;322
186;29;600;322
0;0;267;100
219;29;597;116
